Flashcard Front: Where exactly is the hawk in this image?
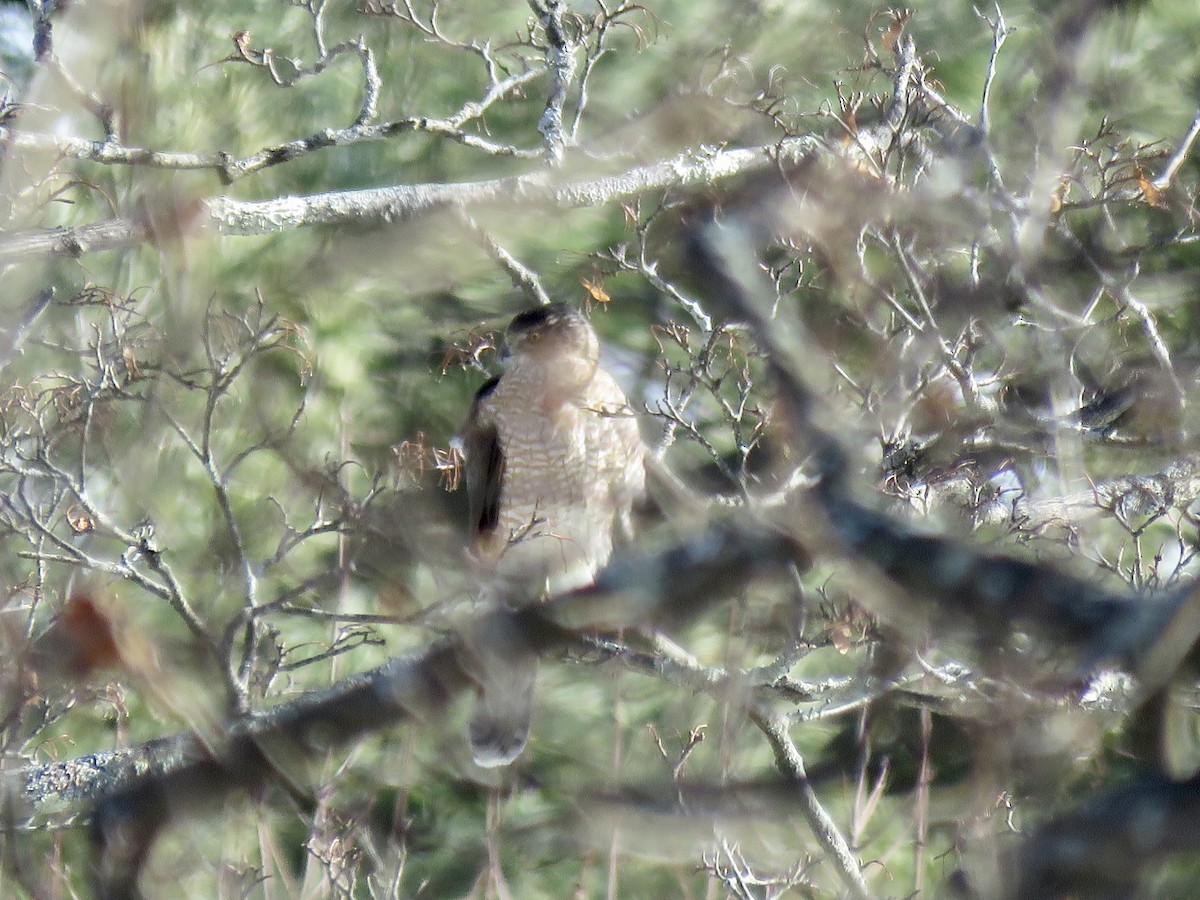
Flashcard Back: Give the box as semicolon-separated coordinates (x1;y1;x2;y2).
456;302;645;766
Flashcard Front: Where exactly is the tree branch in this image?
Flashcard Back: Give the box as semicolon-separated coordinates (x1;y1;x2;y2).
0;137;822;263
750;707;872;900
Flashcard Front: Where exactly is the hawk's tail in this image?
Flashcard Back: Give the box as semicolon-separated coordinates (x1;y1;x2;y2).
462;610;539;768
468;657;537;768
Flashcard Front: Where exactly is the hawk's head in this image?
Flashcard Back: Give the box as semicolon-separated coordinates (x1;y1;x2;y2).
503;303;599;367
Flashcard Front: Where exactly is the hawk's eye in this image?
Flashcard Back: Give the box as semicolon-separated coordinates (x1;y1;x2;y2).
527;332;541;342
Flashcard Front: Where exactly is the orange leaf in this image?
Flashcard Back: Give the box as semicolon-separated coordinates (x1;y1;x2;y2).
882;19;903;51
1136;167;1168;209
881;9;912;52
66;505;95;534
1049;176;1069;215
122;345;140;378
581;277;611;305
828;620;854;655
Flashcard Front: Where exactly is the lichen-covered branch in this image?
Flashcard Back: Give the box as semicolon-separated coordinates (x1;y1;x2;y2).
0;137;822;262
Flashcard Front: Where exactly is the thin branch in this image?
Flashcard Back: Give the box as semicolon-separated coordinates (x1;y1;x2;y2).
0;52;544;184
1055;225;1186;411
749;708;872;900
975;3;1011;138
453;207;553;306
1153;104;1200;191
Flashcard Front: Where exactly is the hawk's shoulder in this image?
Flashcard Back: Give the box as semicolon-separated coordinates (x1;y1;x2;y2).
473;374;502;405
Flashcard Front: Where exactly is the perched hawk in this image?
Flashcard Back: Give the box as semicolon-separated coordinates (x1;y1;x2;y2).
456;302;645;766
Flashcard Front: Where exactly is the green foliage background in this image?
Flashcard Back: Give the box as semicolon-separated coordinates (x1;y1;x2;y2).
2;0;1200;896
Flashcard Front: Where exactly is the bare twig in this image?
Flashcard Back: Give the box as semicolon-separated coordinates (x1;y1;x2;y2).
453;207;553;307
749;708;872;900
1153;105;1200;191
